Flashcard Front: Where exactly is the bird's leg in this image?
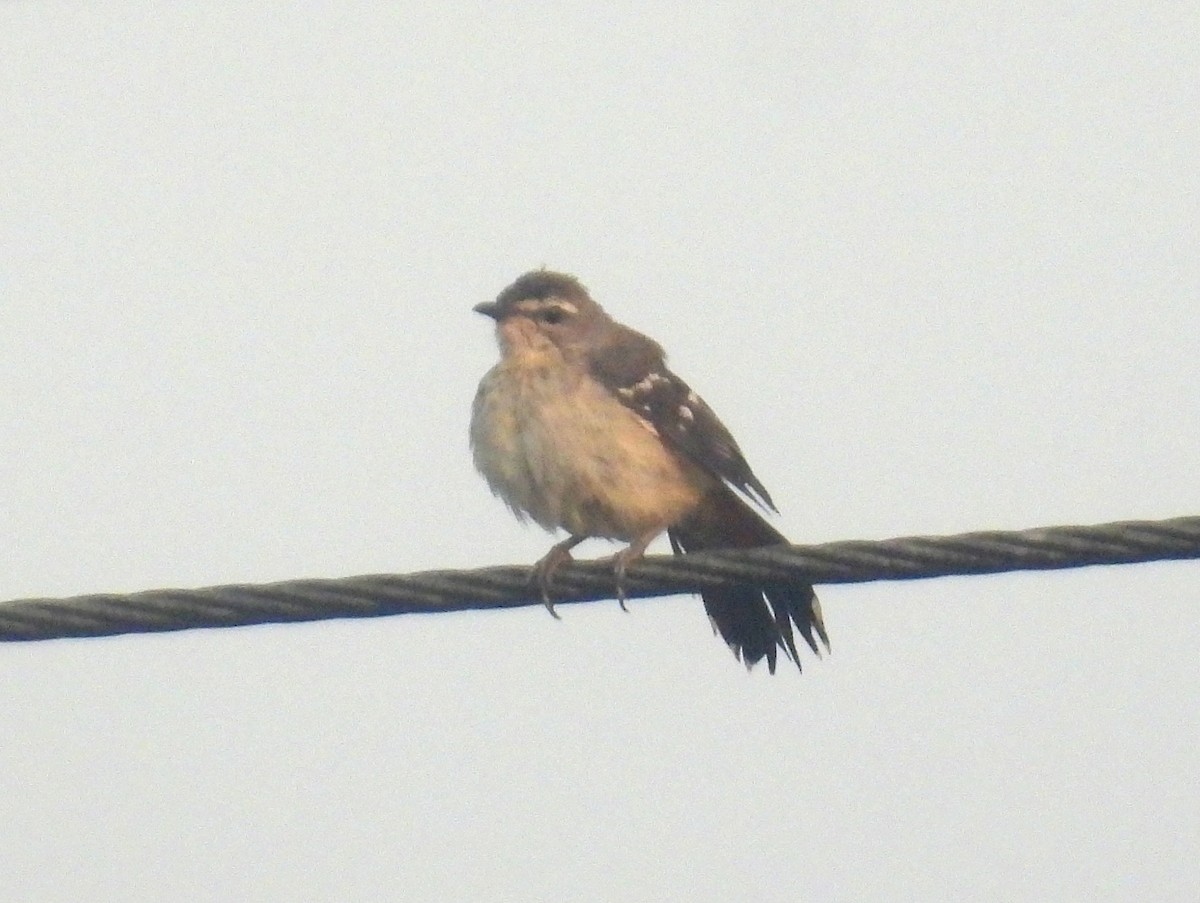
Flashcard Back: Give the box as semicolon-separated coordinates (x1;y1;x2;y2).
531;535;586;619
610;530;661;612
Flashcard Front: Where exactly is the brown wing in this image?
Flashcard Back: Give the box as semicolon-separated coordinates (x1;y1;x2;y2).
586;323;776;511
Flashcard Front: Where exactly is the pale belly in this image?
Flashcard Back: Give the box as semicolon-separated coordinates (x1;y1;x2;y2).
470;359;705;540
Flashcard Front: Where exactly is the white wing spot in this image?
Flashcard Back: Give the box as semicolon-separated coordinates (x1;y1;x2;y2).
632;372;668;394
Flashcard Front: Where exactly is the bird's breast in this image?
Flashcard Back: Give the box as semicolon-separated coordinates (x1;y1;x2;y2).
470;356;706;541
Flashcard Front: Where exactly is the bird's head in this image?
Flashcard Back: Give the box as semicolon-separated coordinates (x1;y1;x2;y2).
475;270;607;360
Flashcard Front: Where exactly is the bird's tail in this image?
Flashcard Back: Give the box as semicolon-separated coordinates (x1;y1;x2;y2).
668;487;828;673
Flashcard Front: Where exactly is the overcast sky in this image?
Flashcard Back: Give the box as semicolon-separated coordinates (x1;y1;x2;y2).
2;4;1198;901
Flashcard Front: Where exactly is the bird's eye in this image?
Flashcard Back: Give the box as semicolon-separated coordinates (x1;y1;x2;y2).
538;307;567;325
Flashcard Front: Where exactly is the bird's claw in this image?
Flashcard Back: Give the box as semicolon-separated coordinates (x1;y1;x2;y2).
532;535;650;616
530;537;583;619
613;555;632;612
530;556;565;619
610;538;653;612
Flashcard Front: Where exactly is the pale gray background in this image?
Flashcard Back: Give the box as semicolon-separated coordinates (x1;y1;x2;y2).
2;4;1198;901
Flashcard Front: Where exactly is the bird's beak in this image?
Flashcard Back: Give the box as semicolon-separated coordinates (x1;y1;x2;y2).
473;301;501;320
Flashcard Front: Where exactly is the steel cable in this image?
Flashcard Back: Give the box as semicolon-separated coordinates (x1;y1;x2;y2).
2;515;1196;641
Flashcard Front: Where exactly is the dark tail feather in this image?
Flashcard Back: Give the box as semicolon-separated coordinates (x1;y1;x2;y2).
669;488;828;673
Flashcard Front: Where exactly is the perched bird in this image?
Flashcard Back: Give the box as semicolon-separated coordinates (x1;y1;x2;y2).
470;269;828;672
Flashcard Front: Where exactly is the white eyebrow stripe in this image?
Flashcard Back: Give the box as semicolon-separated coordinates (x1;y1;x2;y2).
514;298;579;315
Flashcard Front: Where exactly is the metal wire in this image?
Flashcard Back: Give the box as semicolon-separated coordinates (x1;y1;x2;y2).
2;515;1197;642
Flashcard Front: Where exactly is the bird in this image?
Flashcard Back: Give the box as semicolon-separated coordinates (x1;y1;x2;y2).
469;269;828;672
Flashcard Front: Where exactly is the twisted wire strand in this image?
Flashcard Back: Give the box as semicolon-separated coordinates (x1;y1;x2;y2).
2;515;1196;642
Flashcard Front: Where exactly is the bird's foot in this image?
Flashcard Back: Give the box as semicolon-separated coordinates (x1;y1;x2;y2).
530;536;585;619
607;534;656;612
